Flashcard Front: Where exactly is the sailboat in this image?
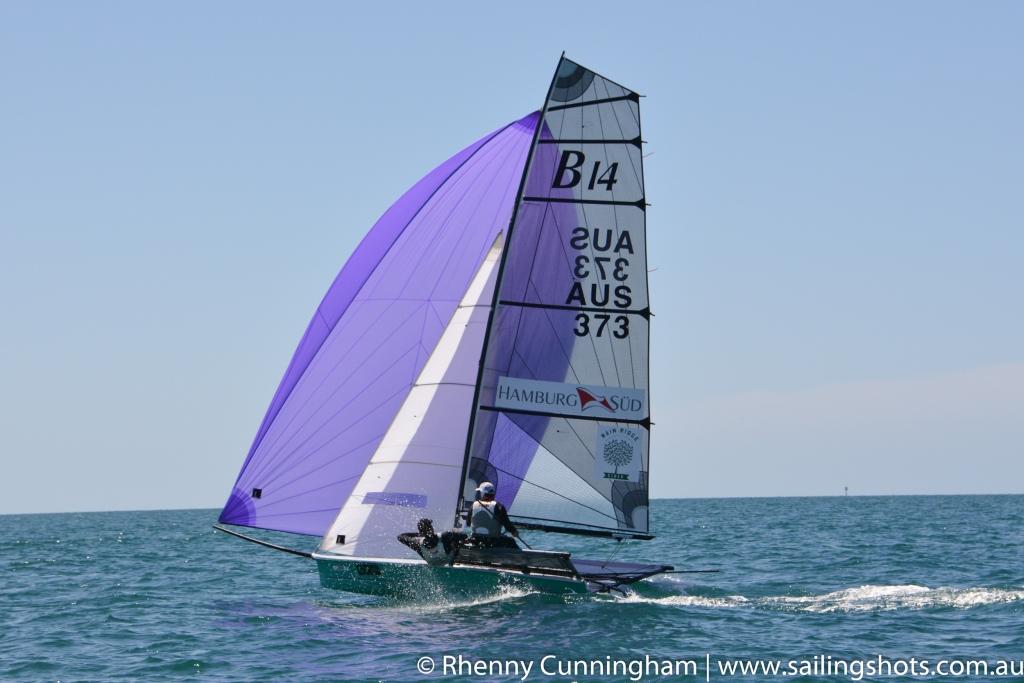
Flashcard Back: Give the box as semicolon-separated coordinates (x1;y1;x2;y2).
215;55;673;596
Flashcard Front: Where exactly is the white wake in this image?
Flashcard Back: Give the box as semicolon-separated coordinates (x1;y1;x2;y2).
616;584;1024;612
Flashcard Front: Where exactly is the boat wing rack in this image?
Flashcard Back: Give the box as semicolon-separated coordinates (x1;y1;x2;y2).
571;558;675;590
453;546;578;577
453;546;674;590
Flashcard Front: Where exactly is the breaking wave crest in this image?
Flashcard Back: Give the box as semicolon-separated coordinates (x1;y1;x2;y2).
617;585;1024;613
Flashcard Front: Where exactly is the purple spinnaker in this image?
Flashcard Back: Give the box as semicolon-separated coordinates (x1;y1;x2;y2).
220;113;538;536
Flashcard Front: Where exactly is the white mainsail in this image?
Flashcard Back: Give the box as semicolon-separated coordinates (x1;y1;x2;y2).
461;57;652;538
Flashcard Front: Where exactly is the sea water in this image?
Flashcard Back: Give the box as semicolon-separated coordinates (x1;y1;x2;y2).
2;496;1022;681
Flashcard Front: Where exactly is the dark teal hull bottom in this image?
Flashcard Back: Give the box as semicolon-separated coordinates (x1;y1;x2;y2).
314;554;589;598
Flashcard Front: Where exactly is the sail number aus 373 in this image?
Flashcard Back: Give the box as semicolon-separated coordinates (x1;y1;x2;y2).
565;226;634;339
550;148;637;339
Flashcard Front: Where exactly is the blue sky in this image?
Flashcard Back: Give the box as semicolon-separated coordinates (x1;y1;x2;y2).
1;2;1021;514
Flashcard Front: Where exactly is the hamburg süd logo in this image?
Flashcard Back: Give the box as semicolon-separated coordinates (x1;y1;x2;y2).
577;387;614;412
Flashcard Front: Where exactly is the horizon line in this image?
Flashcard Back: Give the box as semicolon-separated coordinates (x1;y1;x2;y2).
3;491;1022;517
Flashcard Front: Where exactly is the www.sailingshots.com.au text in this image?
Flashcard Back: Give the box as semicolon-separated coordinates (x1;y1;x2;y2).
416;653;1024;681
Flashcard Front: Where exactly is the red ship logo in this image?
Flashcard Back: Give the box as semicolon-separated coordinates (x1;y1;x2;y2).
577;388;614;413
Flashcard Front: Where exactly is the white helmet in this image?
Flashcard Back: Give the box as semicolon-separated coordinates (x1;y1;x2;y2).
477;481;496;497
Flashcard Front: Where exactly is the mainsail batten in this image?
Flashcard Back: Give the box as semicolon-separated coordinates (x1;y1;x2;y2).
461;57;652;539
219;114;537;536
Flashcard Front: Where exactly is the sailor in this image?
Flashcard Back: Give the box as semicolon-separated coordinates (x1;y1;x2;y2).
467;482;519;542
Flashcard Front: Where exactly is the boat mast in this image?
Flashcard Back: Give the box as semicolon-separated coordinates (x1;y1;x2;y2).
454;53;567;525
